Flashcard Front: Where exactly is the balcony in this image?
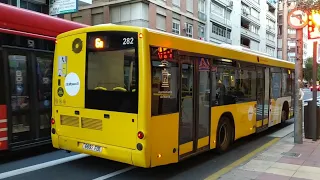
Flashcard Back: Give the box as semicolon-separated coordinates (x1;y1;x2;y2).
210;33;232;44
214;0;233;9
266;25;276;34
210;13;232;28
241;9;260;27
266;39;276;48
267;11;276;21
241;27;260;41
198;11;207;22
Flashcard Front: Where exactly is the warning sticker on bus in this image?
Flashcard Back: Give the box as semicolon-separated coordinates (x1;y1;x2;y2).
58;56;68;77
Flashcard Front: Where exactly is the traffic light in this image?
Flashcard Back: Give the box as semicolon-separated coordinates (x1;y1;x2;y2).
308;10;320;39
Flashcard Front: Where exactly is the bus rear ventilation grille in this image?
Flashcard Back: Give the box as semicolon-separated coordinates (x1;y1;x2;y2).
81;118;102;131
60;115;79;127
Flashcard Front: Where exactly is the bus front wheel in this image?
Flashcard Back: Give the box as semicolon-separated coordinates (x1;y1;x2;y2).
216;116;233;153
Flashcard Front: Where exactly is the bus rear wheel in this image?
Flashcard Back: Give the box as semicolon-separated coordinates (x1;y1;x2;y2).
216;116;233;153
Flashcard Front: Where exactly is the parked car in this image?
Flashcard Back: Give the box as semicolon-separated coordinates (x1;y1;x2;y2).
310;85;320;91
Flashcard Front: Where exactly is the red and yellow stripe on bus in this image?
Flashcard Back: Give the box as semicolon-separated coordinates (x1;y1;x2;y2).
0;105;8;150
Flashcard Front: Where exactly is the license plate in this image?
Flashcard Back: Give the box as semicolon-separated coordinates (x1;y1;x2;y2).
82;143;102;152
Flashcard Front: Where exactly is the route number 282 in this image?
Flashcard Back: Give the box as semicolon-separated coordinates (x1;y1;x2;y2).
123;37;134;45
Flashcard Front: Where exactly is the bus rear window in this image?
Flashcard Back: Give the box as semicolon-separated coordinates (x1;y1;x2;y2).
85;31;138;113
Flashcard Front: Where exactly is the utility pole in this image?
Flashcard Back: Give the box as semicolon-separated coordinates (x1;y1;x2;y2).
294;28;303;144
282;0;288;61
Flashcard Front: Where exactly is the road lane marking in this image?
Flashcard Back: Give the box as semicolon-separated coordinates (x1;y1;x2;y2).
92;166;136;180
204;138;280;180
0;153;89;179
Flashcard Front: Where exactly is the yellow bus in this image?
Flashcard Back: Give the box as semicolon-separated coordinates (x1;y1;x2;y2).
51;24;295;168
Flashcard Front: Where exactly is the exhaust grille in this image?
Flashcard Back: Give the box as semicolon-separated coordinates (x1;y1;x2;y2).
60;115;79;127
81;118;102;131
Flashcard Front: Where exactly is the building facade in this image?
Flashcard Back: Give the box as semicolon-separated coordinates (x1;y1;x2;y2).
277;1;308;64
63;0;277;57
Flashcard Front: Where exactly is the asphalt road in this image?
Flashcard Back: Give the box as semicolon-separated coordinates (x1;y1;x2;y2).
0;120;294;180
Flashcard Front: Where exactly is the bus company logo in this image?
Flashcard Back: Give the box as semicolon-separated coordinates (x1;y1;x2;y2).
66;82;79;86
64;72;80;96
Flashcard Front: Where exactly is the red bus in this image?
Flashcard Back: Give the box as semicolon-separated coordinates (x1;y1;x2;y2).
0;3;87;152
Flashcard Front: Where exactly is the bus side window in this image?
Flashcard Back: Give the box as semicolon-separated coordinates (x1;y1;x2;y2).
0;48;4;105
150;47;179;116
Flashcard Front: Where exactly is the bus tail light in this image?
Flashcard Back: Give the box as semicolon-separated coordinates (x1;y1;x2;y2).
139;33;143;38
51;118;55;125
137;131;144;139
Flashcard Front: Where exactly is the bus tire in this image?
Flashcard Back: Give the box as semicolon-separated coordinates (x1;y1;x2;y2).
281;109;288;124
216;116;233;153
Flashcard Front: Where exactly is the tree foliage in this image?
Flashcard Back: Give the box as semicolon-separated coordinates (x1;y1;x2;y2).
295;0;320;11
303;57;320;82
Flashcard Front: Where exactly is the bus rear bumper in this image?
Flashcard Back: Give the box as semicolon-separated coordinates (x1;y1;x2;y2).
53;135;134;166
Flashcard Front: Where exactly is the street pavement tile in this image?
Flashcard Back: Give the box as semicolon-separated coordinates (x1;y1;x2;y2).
303;160;320;168
238;160;275;172
253;154;282;162
278;157;305;165
271;162;301;171
265;167;295;177
290;146;315;154
290;178;311;180
255;173;291;180
219;169;261;180
297;166;320;174
293;171;319;180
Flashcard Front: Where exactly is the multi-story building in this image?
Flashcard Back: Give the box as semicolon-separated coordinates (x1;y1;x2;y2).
63;0;277;57
0;0;49;13
277;1;308;64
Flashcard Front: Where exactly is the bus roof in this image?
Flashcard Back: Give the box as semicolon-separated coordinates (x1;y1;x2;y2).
56;24;294;68
0;3;87;39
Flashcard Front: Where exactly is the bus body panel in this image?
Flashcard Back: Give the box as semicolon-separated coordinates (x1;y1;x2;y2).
58;136;133;165
53;106;138;149
150;113;179;167
54;33;86;108
269;96;292;127
209;101;257;149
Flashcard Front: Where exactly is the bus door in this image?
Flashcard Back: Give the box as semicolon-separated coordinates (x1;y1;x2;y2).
2;47;53;148
178;56;210;159
256;67;270;132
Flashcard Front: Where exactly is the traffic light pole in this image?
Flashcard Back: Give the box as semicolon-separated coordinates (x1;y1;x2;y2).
294;28;303;144
312;41;318;141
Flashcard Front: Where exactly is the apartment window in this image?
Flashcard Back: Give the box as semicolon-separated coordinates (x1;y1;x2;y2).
225;10;231;20
211;3;224;17
186;0;193;12
288;29;296;34
250;24;259;34
277;39;282;47
278;25;282;35
92;13;104;25
266;46;275;56
277;51;282;59
156;14;166;31
266;33;275;41
250;40;259;51
199;0;205;13
288;40;296;47
251;8;259;19
186;23;193;38
304;43;307;49
172;19;180;35
198;24;205;39
253;0;259;4
212;22;231;39
241;3;250;15
267;19;275;29
173;0;180;7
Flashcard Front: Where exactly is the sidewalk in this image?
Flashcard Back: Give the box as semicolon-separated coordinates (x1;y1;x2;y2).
219;129;320;180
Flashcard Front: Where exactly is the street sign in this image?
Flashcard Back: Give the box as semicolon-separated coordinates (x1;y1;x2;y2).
288;9;308;29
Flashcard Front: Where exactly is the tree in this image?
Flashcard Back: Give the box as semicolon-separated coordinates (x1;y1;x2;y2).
303;57;320;82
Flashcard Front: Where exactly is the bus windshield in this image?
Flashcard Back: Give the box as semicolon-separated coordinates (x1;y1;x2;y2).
85;31;138;113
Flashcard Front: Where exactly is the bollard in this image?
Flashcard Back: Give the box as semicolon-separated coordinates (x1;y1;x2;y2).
304;100;312;139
